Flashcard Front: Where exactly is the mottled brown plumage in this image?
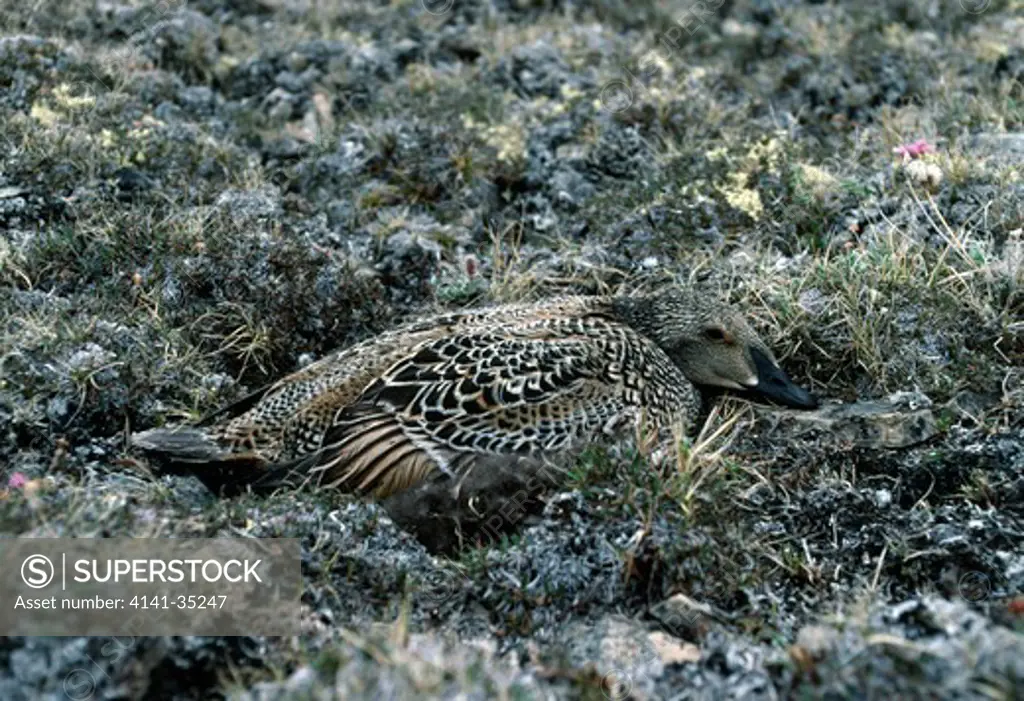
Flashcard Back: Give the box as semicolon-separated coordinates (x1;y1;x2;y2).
132;288;817;498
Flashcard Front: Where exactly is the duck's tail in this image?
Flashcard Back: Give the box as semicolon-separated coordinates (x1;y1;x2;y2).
130;428;310;497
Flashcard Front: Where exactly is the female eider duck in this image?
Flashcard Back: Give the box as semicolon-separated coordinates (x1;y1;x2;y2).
132;288;817;499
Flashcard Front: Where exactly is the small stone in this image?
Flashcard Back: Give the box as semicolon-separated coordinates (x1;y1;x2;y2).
285;51;309;73
178;85;215;115
214;186;283;223
562;616;664;701
647;632;700;665
113;167;153;199
67;343;115;372
649;594;715;640
274;70;308;93
393;38;420;63
201;374;232;392
46;396;71;424
795;624;840;659
0;186;27;199
153;101;183;121
965;132;1024;167
798;288;827;316
760;391;939;449
139;9;219;79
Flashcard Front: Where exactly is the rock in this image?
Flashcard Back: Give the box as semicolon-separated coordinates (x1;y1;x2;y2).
67;343;116;374
649;593;718;641
0;186;27;199
491;41;575;98
797;288;828;316
550;168;596;207
214;186;283;223
440;36;482;62
262;86;300;121
964;132;1024;168
0;193;27;220
759;391;939;449
325;199;354;228
373;225;445;301
563;616;667;701
647;632;701;665
794;624;840;659
789;623;842;675
137;9;219;81
177;85;217;115
0;36;65;109
113;167;154;200
228;629;547;700
392;38;420;66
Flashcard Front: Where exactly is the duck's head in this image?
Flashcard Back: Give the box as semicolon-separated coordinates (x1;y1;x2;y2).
614;288;819;410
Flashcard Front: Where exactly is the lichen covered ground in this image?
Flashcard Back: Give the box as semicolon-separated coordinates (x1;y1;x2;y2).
1;0;1022;698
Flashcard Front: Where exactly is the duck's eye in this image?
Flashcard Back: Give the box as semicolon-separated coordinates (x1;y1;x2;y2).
704;327;727;341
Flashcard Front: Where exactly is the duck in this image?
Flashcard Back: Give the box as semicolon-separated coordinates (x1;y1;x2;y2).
131;287;818;500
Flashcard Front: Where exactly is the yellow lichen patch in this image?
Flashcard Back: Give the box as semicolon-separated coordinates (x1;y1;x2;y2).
30;84;98;126
559;84;583;101
708;135;789;221
798;163;840;200
127;124;157;164
745;135;787;175
462;113;526;163
29;103;60;127
128;126;153;142
972;39;1009;63
405;62;439;93
705;146;728;163
217;54;240;72
722;171;764;221
53;83;97;110
634;47;675;82
881;23;913;50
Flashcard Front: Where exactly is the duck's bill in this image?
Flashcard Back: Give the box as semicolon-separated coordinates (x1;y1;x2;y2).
746;347;819;409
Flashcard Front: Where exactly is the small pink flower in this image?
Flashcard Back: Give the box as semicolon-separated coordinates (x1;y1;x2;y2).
893;138;936;159
7;472;27;489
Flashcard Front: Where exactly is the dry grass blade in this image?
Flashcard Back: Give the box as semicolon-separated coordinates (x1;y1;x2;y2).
190;302;277;378
673;399;749;516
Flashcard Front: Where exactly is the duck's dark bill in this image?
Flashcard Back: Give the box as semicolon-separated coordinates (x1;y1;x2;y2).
747;347;819;409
